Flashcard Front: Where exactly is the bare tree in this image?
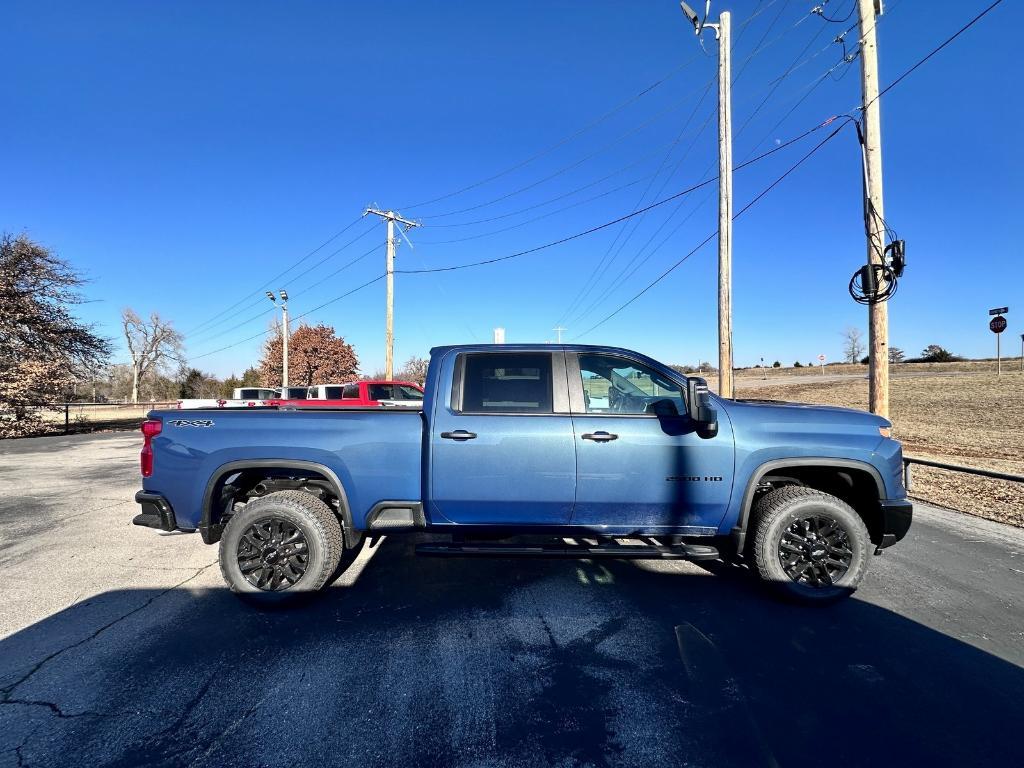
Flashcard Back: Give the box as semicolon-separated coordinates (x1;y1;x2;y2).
122;309;184;403
841;327;865;363
397;355;429;385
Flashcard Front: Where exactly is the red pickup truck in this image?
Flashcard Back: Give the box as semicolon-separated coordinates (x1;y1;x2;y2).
265;380;424;408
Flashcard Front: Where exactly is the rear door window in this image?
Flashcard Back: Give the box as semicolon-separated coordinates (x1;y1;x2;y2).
459;353;553;414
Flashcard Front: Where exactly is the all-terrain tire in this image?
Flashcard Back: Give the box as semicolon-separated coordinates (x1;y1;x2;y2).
751;486;870;603
219;490;343;603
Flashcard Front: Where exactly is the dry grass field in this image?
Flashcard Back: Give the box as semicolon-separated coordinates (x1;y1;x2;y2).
739;372;1024;527
733;358;1024;379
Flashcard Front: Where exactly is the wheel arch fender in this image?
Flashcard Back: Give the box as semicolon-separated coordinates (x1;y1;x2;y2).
200;459;354;545
731;457;885;552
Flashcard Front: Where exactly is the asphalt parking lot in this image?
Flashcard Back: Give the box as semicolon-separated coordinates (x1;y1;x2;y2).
1;431;1022;767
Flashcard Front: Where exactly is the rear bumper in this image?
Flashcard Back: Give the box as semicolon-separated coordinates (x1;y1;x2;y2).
134;490;179;532
876;498;913;551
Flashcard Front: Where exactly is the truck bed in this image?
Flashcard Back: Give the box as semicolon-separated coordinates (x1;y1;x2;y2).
146;407;423;532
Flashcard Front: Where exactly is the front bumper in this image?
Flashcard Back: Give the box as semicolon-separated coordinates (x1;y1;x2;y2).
876;498;913;551
134;490;178;532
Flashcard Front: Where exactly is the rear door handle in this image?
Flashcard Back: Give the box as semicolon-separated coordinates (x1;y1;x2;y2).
441;430;477;441
582;431;618;442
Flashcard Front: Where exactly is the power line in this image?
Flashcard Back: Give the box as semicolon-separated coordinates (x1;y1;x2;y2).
734;20;832;140
184;222;378;342
575;0;1004;345
813;0;856;24
556;87;716;325
186;240;385;351
421;134;691;229
738;0;904;163
399;56;702;212
414;80;719;221
732;0;794;85
575;120;850;339
567;190;714;329
188;274;387;362
866;0;1004;109
396;120;836;277
403;0;784;222
183;215;366;336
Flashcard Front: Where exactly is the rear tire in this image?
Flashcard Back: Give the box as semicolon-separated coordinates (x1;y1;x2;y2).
751;486;869;603
219;490;343;603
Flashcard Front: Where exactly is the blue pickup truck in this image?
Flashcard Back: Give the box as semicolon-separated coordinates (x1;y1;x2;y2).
135;344;911;603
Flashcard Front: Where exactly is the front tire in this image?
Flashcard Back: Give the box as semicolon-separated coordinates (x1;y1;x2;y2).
219;490;343;602
751;486;870;603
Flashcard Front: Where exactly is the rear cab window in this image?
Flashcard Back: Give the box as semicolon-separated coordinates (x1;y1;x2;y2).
456;353;555;414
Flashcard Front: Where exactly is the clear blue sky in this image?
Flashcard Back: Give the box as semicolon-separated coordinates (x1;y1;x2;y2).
2;0;1020;376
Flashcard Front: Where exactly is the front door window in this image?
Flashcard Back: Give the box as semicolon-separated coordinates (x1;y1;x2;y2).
578;354;684;415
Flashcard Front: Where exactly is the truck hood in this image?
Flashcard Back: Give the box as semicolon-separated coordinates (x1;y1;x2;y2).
728;397;891;427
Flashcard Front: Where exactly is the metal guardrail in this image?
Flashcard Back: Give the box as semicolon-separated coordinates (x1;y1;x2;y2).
903;456;1024;491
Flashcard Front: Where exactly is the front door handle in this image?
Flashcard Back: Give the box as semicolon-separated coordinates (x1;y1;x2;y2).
441;430;477;441
582;431;618;442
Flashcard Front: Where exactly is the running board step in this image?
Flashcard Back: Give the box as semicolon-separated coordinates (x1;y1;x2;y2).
415;541;719;561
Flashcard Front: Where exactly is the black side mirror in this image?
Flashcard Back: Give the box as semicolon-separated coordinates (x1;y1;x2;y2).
686;377;719;439
646;398;679;417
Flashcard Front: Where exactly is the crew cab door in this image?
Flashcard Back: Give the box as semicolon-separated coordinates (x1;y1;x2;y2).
429;350;576;525
568;352;734;533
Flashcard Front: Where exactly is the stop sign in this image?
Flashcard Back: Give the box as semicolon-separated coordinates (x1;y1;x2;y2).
990;316;1007;334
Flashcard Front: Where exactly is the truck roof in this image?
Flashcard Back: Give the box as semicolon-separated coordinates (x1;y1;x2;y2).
429;343;652;357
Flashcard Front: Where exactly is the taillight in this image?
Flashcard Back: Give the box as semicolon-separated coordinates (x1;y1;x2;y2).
141;419;162;477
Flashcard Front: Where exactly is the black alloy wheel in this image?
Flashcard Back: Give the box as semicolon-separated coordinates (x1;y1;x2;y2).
237;516;310;591
751;485;870;602
777;514;854;587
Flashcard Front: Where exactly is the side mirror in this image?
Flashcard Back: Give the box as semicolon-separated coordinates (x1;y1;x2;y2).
646;398;679;417
686;377;719;439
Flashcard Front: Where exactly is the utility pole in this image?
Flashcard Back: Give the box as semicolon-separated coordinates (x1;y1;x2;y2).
552;326;567;344
266;290;290;386
857;0;890;417
681;3;732;398
364;208;420;378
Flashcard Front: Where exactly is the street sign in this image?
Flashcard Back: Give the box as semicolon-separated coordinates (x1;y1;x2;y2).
990;316;1007;334
989;307;1009;315
817;354;826;361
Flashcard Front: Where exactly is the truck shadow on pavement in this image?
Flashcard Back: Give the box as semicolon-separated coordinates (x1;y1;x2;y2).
1;536;1020;768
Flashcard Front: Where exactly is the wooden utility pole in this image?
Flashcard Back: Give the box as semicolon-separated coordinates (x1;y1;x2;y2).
717;10;733;399
857;0;889;417
680;2;733;398
364;208;420;378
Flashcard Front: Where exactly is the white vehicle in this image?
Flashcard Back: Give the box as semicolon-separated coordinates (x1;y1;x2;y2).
176;398;222;410
232;387;277;400
178;387;279;410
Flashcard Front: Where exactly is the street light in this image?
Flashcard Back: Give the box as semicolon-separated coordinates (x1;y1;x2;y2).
266;290;289;387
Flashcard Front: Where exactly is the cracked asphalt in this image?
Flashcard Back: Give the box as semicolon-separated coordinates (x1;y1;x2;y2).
1;431;1022;767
